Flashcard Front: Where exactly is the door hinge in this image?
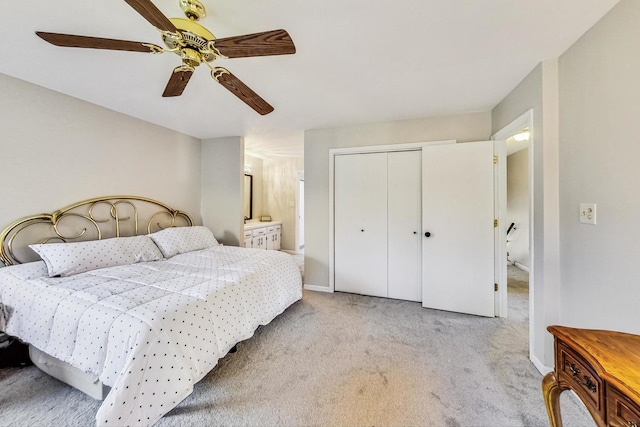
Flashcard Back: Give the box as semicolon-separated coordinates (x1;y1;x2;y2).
494;219;498;227
493;156;498;164
494;283;498;291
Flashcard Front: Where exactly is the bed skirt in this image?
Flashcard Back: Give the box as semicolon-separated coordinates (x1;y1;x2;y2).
29;345;110;400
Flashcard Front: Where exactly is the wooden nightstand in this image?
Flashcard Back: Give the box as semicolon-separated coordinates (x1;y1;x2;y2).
543;325;640;427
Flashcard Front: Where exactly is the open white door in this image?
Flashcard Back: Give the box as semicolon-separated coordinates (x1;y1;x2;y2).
422;141;495;317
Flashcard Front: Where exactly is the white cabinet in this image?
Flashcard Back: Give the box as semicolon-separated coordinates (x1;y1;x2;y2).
244;222;281;251
334;151;421;301
243;230;253;248
266;226;281;251
251;227;267;249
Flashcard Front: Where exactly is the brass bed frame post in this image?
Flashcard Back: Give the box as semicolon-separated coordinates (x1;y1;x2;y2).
0;214;54;266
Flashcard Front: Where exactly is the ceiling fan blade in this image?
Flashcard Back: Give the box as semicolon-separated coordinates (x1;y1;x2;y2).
36;32;163;53
211;68;274;115
162;66;194;97
124;0;178;33
211;29;296;59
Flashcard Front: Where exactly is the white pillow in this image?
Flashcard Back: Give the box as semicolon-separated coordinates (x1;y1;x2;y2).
0;260;48;280
30;235;164;277
148;226;219;258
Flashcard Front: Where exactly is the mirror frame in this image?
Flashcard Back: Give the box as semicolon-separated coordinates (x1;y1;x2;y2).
244;174;253;220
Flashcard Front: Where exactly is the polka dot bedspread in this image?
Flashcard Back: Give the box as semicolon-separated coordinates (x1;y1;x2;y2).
0;245;303;426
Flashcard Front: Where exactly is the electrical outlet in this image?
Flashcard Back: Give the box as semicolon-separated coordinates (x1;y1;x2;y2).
579;203;596;225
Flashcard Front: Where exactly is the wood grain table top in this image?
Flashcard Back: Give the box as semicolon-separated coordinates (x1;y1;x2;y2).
548;325;640;407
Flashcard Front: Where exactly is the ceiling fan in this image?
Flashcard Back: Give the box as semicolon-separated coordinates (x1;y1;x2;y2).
35;0;296;115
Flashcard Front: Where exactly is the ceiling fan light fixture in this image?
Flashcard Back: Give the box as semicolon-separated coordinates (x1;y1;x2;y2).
180;47;201;67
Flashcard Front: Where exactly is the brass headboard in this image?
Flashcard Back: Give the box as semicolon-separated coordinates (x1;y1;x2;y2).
0;195;193;266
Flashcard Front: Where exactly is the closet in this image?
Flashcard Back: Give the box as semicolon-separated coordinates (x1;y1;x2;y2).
334;150;421;301
332;140;497;317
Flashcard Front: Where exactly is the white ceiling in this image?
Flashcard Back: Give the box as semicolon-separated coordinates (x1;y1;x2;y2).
0;0;620;157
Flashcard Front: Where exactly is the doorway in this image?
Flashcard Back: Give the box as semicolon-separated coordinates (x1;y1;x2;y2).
296;171;304;253
506;130;530;273
492;110;534;357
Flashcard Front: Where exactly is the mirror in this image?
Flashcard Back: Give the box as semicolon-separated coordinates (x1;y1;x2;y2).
244;174;253;221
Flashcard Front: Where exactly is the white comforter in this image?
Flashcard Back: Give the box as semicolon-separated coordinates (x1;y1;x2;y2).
0;246;302;426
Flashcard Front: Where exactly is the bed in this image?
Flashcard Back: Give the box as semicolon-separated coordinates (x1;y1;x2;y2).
0;196;303;426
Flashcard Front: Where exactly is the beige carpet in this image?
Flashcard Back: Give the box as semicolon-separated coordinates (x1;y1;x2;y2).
1;269;593;426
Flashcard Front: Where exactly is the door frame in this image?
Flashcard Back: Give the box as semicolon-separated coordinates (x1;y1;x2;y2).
491;110;534;322
328;140;455;293
493;138;507;317
295;170;304;254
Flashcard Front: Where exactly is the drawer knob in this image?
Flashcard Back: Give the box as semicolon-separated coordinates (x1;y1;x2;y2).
582;376;597;393
566;361;581;376
566;361;596;393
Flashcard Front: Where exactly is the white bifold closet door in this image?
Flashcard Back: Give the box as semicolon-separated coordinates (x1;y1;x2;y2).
334;150;421;300
421;141;495;317
387;151;422;301
335;152;388;297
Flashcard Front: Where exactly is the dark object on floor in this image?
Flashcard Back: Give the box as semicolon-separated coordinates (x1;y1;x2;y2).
0;337;33;368
229;344;238;353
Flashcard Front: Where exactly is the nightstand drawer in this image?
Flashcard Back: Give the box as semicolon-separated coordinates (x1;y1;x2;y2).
607;386;640;427
558;342;603;411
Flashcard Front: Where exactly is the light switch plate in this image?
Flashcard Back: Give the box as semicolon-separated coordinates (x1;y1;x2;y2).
580;203;596;225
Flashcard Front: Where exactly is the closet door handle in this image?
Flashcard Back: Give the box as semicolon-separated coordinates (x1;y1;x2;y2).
424;232;431;238
413;231;417;234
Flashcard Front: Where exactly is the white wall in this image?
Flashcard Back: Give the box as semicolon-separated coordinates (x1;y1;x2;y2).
262;156;304;252
558;0;640;333
304;112;492;289
492;0;640;369
0;73;202;231
201;136;244;246
507;149;530;268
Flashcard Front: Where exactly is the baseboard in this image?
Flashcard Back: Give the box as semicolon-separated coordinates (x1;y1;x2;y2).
531;354;553;375
303;284;333;293
282;250;297;255
514;262;530;272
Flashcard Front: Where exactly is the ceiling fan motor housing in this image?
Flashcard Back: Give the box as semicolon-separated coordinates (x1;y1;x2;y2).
162;18;217;64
